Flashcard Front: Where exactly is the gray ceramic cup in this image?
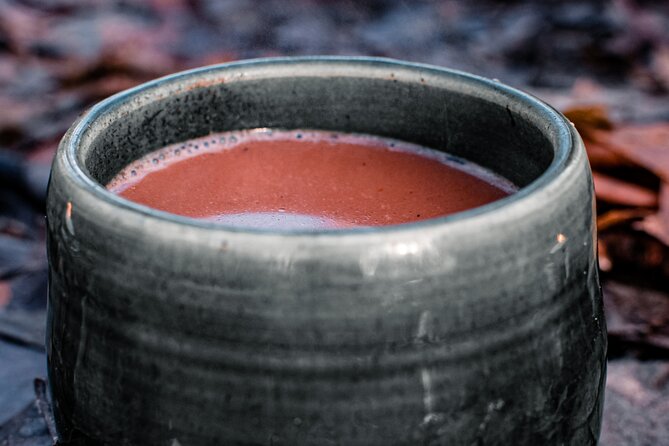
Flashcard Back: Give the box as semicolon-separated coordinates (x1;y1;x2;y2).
46;57;606;445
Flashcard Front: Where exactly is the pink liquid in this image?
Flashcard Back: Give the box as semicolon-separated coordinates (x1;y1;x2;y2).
107;130;515;230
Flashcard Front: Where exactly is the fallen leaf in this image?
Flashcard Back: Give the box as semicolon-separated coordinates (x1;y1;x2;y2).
598;208;653;232
68;74;143;103
593;171;658;207
0;281;11;307
635;184;669;246
598;239;612;272
600;229;669;280
582;137;630;168
563;106;630;168
606;123;669;181
564;105;614;141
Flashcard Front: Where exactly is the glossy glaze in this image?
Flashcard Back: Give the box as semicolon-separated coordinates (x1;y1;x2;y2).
46;57;606;445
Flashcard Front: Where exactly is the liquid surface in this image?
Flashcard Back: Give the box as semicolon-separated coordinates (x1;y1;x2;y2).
107;130;516;230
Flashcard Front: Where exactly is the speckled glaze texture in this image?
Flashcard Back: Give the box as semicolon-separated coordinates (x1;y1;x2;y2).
46;57;606;445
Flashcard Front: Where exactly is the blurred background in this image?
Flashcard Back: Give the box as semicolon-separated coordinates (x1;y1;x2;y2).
0;0;668;444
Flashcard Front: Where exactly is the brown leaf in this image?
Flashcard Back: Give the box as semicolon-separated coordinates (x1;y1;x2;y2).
563;105;614;141
563;105;631;168
598;239;612;272
635;184;669;246
599;228;669;281
69;74;143;103
606;123;669;181
655;182;669;233
582;137;630;168
598;208;653;232
0;281;11;307
593;171;658;207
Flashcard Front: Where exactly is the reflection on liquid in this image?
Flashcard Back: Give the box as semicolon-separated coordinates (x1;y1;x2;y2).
206;211;356;230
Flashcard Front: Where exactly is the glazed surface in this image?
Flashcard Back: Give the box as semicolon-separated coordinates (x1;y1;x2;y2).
47;57;606;445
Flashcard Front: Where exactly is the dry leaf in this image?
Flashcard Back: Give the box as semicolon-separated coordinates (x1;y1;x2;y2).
68;74;143;103
598;239;612;272
635;184;669;246
582;137;630;168
593;171;658;207
0;281;11;307
600;229;669;279
563;105;614;141
606;123;669;181
598;208;653;232
563;106;630;168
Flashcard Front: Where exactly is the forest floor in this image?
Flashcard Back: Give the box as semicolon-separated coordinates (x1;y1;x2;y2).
0;0;668;444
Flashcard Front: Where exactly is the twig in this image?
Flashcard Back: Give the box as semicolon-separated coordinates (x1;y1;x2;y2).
34;378;59;445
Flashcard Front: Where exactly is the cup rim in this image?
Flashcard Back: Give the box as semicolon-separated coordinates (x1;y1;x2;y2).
62;56;575;237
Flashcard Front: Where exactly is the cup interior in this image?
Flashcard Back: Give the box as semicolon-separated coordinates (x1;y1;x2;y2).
73;58;567;199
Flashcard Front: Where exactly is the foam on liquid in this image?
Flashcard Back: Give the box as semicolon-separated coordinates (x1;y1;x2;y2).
107;129;517;230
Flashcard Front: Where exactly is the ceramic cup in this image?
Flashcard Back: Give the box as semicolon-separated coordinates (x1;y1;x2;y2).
46;57;606;445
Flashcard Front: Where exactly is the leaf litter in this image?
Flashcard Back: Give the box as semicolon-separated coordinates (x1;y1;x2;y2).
0;0;668;444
